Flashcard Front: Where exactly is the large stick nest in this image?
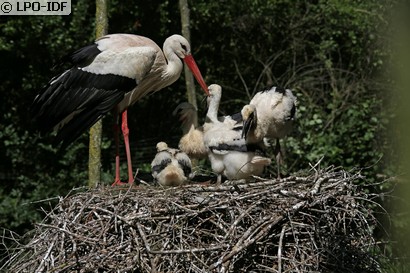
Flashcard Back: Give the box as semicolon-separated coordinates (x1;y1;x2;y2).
3;166;384;272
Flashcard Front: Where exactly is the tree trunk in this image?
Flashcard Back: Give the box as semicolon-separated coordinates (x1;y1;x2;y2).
179;0;198;127
88;0;108;188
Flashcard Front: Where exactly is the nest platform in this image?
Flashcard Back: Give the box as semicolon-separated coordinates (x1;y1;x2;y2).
2;166;384;272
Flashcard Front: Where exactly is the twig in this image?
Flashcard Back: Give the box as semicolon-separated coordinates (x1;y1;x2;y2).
137;222;156;273
35;235;57;272
37;223;100;243
277;225;287;273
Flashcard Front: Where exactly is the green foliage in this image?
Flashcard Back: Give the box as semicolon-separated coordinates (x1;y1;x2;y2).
285;67;393;180
0;1;95;233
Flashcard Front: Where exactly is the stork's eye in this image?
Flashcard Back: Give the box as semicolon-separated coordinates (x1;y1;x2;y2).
180;43;188;51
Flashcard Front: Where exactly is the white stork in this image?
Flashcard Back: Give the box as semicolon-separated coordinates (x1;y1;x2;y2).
151;142;192;187
203;84;271;184
173;102;207;160
241;86;296;178
31;34;209;186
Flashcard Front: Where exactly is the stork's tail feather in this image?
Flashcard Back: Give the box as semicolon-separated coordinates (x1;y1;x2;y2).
31;68;131;148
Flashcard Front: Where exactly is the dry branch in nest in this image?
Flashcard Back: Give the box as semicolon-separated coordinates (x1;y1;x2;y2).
2;166;385;272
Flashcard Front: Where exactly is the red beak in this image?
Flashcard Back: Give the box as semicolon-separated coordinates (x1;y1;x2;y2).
183;54;209;95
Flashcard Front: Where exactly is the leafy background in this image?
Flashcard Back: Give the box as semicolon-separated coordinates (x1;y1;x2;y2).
0;0;407;270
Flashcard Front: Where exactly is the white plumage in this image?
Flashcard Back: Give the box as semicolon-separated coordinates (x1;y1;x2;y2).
242;86;297;178
203;84;271;184
151;142;192;187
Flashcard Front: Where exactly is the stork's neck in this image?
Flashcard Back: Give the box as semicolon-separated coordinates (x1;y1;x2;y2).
182;115;197;135
206;95;220;123
163;50;184;85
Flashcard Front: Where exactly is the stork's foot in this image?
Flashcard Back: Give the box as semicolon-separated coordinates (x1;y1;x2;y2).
216;174;223;186
112;179;134;187
111;180;126;186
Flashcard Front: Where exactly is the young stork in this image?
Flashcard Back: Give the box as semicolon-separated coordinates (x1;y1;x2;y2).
151;142;192;187
241;86;296;178
173;102;207;160
31;34;209;186
203;84;271;184
173;101;243;159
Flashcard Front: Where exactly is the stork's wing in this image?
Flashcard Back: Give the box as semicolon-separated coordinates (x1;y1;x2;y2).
32;36;159;148
82;46;157;82
175;152;192;177
151;155;172;176
55;43;102;69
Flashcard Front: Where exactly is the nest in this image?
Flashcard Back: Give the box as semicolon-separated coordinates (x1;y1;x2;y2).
2;166;384;272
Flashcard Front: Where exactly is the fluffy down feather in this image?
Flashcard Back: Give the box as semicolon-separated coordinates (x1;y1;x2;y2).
151;142;192;186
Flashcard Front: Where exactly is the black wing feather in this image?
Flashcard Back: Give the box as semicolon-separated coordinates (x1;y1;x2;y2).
54;87;125;148
32;67;136;148
289;103;296;120
152;158;172;174
54;43;101;70
210;143;264;153
176;154;192;177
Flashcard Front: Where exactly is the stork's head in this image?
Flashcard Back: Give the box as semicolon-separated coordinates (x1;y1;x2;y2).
164;35;209;96
173;102;197;116
241;104;257;121
156;142;169;152
164;35;191;59
173;102;197;121
173;102;198;132
241;104;257;139
207;84;222;107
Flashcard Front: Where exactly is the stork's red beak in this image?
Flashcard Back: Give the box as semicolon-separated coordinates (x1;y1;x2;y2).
184;54;209;95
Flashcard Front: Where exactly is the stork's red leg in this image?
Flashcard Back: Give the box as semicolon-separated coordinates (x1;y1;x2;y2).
112;111;125;186
121;110;134;184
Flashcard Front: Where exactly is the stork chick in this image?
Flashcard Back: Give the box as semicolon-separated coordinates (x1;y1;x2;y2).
173;102;207;159
151;142;192;187
203;84;271;184
242;86;296;178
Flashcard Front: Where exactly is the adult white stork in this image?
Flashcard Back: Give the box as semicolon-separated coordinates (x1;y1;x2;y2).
31;34;209;186
203;84;271;184
151;142;192;186
241;86;296;178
